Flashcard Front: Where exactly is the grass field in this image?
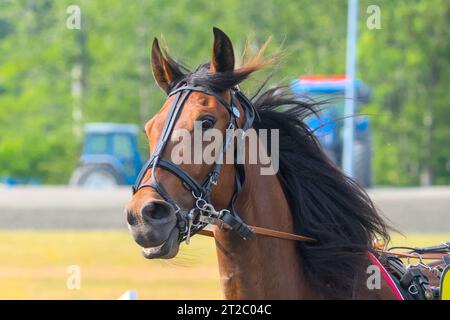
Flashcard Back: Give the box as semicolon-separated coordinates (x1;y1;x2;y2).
0;230;448;299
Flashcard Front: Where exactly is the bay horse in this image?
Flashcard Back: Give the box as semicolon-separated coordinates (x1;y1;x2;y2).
125;27;398;299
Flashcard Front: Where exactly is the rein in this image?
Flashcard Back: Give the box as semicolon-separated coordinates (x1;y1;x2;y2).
198;227;316;242
197;228;449;262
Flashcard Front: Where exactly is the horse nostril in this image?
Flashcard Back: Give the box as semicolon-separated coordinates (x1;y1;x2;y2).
141;202;173;222
126;209;138;226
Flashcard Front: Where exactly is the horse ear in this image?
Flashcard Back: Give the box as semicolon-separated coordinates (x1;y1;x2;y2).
151;38;183;93
210;27;235;73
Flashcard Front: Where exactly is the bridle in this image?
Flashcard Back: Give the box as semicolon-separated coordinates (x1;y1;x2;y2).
132;82;316;244
132;82;257;244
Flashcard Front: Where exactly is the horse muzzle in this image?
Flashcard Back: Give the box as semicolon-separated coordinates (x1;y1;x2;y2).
126;200;181;259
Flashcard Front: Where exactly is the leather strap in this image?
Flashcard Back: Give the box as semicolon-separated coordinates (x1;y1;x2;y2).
197;229;448;261
198;225;316;243
251;226;316;242
169;85;233;114
220;211;255;240
375;249;450;260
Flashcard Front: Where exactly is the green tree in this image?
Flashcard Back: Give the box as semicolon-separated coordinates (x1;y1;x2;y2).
0;0;448;186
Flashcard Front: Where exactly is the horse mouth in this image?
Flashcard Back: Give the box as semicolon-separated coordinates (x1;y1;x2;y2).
141;227;180;259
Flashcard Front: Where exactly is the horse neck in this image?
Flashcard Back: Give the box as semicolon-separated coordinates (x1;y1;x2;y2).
212;163;319;299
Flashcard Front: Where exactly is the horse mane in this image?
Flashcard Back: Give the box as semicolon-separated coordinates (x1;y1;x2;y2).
162;48;391;298
252;87;390;298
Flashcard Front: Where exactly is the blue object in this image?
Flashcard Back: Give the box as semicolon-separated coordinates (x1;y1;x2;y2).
290;76;371;168
291;78;364;94
0;176;42;186
306;115;337;149
79;123;143;185
355;117;369;133
290;76;371;102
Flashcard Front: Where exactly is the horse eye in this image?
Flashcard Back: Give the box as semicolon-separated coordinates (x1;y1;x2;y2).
200;117;216;130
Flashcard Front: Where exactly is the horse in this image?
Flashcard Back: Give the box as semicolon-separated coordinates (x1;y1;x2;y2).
125;27;399;299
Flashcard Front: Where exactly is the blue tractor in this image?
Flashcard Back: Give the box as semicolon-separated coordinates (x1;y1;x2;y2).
70;123;143;187
291;75;373;187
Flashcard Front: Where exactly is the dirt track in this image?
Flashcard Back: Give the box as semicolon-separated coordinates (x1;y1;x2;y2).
0;186;448;232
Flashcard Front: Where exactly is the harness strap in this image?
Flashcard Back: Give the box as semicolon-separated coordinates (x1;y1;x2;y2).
233;89;257;130
375;249;450;260
197;227;450;259
132;158;152;194
197;226;316;242
169;85;233;113
142;181;179;210
155;159;204;196
220;211;255;240
368;252;405;300
153;90;189;159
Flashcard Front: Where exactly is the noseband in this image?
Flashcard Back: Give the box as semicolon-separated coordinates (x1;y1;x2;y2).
132;82;256;244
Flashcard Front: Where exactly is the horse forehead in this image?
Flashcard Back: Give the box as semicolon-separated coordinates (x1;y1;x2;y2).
154;92;228;124
146;91;231;142
184;91;229;111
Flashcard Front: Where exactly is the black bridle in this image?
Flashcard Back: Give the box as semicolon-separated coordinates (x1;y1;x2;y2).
132;82;256;244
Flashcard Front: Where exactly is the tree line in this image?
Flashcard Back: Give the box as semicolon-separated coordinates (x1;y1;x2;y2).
0;0;448;185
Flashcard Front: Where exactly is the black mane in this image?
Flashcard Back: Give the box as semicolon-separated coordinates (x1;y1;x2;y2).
165;56;390;298
169;62;264;93
252;87;390;298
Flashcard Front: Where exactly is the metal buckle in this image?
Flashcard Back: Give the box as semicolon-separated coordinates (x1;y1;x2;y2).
210;176;218;186
232;106;240;118
185;209;195;245
408;284;419;295
198;215;215;225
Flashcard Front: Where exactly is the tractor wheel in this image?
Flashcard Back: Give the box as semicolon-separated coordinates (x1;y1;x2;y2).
70;164;123;188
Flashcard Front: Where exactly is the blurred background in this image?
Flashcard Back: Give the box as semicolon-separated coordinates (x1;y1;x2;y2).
0;0;448;299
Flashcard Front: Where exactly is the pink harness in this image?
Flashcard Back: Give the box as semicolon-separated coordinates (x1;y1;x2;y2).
368;252;405;300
